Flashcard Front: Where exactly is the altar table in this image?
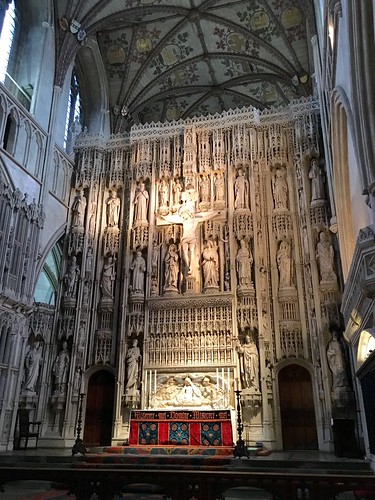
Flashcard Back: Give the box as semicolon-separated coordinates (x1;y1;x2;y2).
129;409;233;447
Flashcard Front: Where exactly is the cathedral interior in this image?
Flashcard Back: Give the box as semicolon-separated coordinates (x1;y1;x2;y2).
1;0;375;486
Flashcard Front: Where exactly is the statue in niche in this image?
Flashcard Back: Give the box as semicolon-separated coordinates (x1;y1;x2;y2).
236;239;253;287
273;167;288;210
199;175;210;203
327;329;349;392
71;190;86;228
151;240;162;277
52;340;70;394
164;243;179;290
214;171;225;202
234;168;249;210
23;339;43;393
100;255;116;300
173;178;183;207
202;239;219;288
134;182;149;222
77;321;86;352
237;335;260;390
125;339;142;391
86;246;93;275
316;231;337;283
130;250;146;293
277;240;292;288
309;158;325;203
159;177;169;207
106;190;121;227
63;256;80;298
89;201;97;235
82;281;90;306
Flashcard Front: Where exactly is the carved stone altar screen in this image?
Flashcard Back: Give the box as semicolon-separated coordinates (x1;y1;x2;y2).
57;98;340;449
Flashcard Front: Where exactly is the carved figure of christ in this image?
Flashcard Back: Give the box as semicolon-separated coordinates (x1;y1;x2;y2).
157;207;222;278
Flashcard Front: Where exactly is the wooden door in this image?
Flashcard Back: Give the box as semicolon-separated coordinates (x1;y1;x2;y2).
278;364;318;450
83;370;115;446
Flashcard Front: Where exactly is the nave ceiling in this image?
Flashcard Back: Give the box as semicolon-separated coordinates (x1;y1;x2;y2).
54;0;315;132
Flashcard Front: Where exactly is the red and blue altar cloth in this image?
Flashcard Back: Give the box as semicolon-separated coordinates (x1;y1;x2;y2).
129;410;233;447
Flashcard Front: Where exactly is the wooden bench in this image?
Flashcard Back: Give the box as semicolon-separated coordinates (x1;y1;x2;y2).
15;410;41;450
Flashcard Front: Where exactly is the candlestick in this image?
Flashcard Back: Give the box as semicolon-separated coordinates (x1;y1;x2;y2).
233;387;250;459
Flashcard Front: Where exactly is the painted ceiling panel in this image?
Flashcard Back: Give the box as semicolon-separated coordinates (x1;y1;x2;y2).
56;0;315;131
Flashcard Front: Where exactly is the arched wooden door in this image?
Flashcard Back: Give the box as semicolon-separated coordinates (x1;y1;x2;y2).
278;364;318;450
83;370;115;446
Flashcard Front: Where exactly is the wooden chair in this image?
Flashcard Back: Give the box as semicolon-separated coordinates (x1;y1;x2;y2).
16;410;41;450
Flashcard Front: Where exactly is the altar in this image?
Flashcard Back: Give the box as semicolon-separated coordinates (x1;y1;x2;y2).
129;409;233;447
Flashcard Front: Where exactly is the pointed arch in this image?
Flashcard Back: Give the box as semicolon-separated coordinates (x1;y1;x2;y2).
331;88;357;280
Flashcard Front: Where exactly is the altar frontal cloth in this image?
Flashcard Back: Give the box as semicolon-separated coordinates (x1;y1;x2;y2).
129;410;233;446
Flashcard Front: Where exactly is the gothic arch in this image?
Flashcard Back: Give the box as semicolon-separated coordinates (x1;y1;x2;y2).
330;88;356;280
275;360;320;450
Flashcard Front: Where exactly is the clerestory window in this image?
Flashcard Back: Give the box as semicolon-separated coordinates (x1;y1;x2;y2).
0;0;16;84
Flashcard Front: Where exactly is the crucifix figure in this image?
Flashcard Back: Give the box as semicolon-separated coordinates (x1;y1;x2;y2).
158;189;221;279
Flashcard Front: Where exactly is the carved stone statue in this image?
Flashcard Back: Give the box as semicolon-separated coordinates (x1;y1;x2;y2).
327;330;347;386
276;240;292;288
106;190;121;227
100;255;116;300
164;243;179;290
173;178;183;206
236;239;253;287
130;251;146;293
273;168;288;210
199;175;210;203
159;178;169;207
237;335;259;390
52;341;70;394
125;339;142;391
202;239;219;289
309;159;325;203
214;172;225;202
327;329;350;410
23;340;43;393
63;256;80;298
316;232;337;283
134;182;149;222
151;240;162;277
71;190;86;228
234;168;249;210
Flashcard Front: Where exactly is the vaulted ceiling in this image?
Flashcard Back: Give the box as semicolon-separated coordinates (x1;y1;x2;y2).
55;0;316;132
